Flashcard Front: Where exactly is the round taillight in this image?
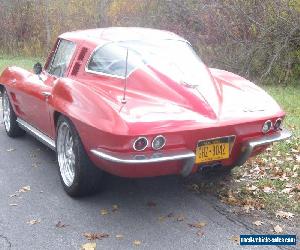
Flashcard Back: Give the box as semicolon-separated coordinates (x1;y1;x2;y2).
133;137;148;151
262;120;272;133
152;135;166;150
274;118;282;130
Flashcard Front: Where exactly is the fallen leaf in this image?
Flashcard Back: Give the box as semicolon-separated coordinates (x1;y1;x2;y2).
116;234;124;239
274;225;283;233
253;220;263;226
166;212;174;218
263;186;273;193
83;232;109;241
176;215;185;222
247;185;258;191
112;204;119;212
100;209;109;216
243;205;254;213
158;216;166;222
230;235;240;245
281;188;293;194
55;221;68;228
221;191;239;205
188;222;207;229
275;211;294;220
19;186;30;192
81;242;96;250
191;183;200;192
133;240;141;246
196;231;204;237
27;219;41;225
147;201;156;207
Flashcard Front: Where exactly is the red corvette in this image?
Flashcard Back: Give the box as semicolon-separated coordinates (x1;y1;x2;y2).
0;27;291;196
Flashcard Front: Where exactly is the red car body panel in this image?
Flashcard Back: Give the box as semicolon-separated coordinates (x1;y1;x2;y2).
0;27;289;178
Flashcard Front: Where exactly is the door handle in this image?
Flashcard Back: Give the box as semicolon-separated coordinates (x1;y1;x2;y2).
41;92;52;98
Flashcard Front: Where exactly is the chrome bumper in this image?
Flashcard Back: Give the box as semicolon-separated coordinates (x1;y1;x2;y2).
90;148;196;177
235;129;292;166
91;129;291;177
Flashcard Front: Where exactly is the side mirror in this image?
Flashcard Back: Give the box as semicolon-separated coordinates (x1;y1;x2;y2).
33;62;43;75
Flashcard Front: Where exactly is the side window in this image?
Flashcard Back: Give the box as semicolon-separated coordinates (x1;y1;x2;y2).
47;39;76;77
87;43;135;77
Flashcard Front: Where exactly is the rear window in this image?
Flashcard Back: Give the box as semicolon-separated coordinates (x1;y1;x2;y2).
87;43;135;78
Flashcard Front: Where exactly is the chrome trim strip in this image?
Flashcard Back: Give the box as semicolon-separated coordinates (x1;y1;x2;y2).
236;129;292;166
85;68;126;79
91;148;195;164
91;148;195;176
16;118;56;151
41;91;52;97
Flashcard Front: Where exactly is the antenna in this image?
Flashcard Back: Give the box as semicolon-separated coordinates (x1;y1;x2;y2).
121;48;129;104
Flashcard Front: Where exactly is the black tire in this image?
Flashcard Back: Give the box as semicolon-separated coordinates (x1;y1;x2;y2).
2;89;25;137
56;115;103;197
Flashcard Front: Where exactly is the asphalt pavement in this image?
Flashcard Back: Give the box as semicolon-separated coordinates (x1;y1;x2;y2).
0;99;282;250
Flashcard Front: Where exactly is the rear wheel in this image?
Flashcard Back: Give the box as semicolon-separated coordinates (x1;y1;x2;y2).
2;89;25;137
56;116;103;197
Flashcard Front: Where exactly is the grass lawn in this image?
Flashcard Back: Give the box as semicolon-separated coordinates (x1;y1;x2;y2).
0;55;43;74
237;84;300;215
1;56;299;217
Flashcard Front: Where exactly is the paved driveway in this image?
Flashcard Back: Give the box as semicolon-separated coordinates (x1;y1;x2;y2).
0;100;279;250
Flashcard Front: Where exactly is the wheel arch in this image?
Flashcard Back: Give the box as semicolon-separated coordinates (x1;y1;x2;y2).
53;110;62;129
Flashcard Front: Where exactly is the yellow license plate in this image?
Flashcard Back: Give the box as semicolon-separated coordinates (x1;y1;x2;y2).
195;137;233;164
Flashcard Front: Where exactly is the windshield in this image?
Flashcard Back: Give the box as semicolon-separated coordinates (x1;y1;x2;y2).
87;40;204;84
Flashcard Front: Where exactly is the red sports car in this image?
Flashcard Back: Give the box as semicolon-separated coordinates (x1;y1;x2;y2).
0;27;291;196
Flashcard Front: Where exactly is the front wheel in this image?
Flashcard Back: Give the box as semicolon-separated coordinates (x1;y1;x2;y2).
2;89;25;137
56;116;103;197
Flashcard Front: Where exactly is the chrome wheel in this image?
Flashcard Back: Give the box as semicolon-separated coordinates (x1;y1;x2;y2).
3;92;11;132
57;122;76;187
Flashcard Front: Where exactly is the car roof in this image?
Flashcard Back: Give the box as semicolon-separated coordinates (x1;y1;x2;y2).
59;27;186;47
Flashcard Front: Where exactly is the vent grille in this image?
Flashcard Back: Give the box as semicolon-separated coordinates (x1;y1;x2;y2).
77;47;88;61
71;62;81;76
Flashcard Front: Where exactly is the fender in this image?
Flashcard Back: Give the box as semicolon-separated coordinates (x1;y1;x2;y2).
0;67;32;116
50;78;129;134
0;67;31;88
49;78;135;153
